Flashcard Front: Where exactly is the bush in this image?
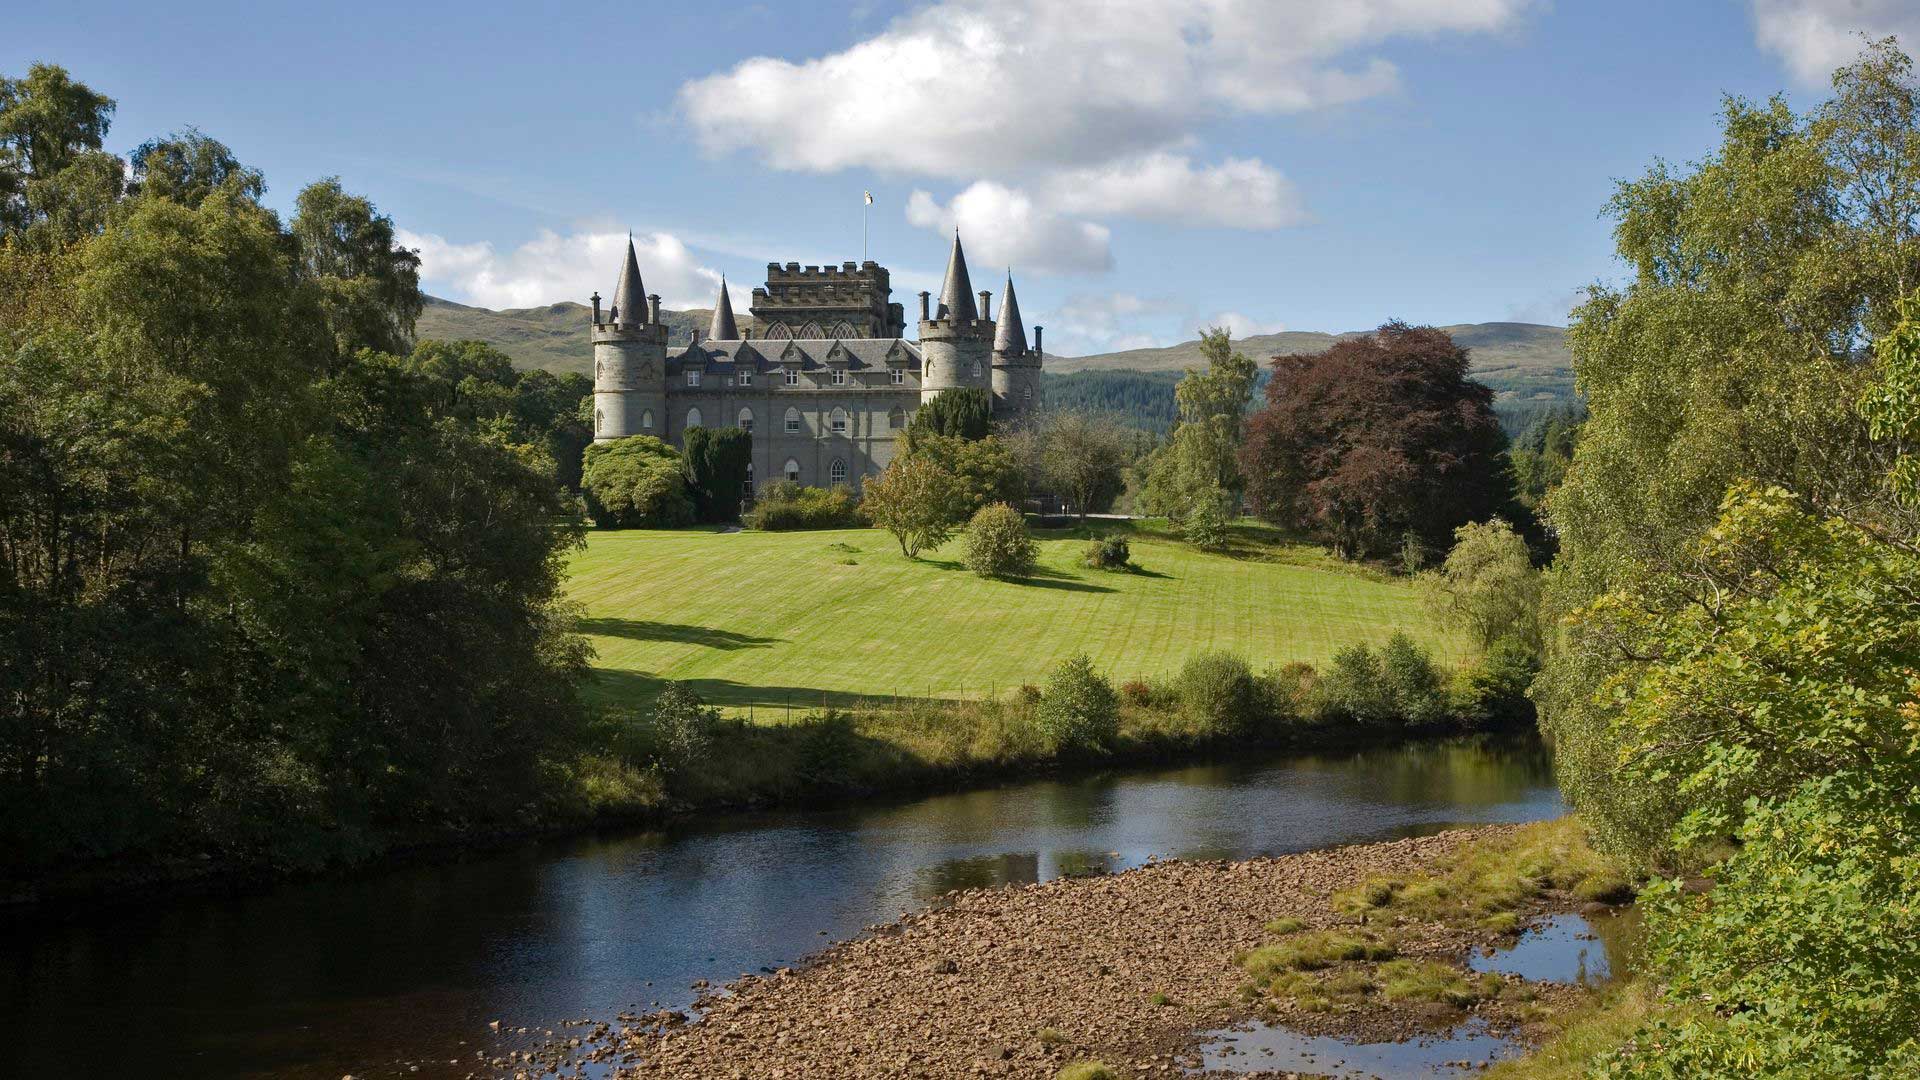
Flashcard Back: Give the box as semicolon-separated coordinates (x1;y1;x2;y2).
1174;650;1263;735
1451;634;1538;728
633;682;718;773
1184;489;1232;549
962;503;1037;578
1381;632;1448;725
797;710;861;786
1257;661;1318;725
581;435;695;528
1083;533;1131;570
743;480;865;531
1036;654;1119;751
1313;643;1394;724
1118;678;1156;707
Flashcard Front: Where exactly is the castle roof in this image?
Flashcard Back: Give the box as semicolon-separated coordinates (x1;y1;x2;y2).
993;271;1026;355
612;235;645;325
668;337;920;372
937;231;977;322
708;278;739;340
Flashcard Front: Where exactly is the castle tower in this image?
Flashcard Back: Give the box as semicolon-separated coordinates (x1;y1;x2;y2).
990;270;1041;424
918;231;995;408
591;236;669;442
708;277;739;340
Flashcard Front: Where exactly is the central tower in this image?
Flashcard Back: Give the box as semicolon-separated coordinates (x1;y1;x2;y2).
917;232;994;407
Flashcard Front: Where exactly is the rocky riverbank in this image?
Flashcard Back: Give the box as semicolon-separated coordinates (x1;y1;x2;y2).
491;824;1611;1079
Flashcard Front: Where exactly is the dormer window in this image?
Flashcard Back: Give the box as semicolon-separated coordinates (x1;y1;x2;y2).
784;368;799;386
891;369;904;384
740;370;753;387
687;370;701;387
831;369;846;386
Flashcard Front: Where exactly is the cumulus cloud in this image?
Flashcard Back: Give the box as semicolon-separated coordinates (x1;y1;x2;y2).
680;0;1531;179
1749;0;1920;83
1034;292;1185;354
401;227;721;311
905;182;1114;274
1202;311;1289;338
1041;153;1308;228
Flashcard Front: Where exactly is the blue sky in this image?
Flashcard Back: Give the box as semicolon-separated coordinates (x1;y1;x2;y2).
7;0;1914;353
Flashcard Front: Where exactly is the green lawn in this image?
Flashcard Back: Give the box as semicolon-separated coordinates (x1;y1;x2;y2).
566;522;1467;713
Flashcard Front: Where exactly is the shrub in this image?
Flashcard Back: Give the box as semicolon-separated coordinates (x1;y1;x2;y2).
1174;650;1263;735
962;503;1037;578
1117;678;1155;707
1036;654;1119;751
639;682;718;773
1184;489;1232;549
797;710;861;786
1083;533;1131;570
1015;683;1043;704
1313;643;1394;724
743;480;865;531
1380;632;1448;725
1258;662;1318;725
1451;634;1539;728
581;435;695;528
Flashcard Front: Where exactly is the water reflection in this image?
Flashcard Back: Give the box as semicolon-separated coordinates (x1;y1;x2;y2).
1470;909;1644;986
1195;1016;1524;1077
2;736;1560;1080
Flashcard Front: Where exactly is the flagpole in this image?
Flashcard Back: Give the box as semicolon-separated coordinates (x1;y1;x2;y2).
862;190;873;263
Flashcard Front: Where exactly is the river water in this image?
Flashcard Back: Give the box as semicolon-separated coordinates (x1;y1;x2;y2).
2;736;1561;1078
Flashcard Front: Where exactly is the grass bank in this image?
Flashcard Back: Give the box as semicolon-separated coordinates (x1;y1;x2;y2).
566;519;1466;714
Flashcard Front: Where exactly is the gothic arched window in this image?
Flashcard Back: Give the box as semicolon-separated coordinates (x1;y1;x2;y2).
830;407;849;435
686;407;702;429
765;323;792;340
784;458;801;483
830;321;856;339
738;406;754;433
641;409;655;430
798;322;823;339
595;408;604;434
829;459;847;488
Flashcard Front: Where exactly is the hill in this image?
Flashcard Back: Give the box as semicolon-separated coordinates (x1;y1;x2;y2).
568;521;1465;713
414;295;712;375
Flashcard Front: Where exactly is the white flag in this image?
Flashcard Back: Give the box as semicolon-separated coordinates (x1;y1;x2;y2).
863;191;873;205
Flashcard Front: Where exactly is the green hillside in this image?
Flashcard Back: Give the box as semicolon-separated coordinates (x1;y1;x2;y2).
414;295;715;375
567;521;1465;714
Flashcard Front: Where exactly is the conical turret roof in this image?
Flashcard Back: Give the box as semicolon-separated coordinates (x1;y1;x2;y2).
993;271;1026;355
612;235;645;325
708;277;739;340
938;230;977;322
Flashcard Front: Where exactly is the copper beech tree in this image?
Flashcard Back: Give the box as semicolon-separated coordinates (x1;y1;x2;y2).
1238;322;1512;559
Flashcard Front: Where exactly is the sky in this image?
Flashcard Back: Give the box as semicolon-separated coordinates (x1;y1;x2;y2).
7;0;1918;355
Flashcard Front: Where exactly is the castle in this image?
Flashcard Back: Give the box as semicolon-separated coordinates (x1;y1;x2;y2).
589;232;1041;494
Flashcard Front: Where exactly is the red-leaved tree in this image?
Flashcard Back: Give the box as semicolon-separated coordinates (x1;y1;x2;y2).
1239;321;1511;558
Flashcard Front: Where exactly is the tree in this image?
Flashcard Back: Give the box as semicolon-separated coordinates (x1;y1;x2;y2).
0;63;120;248
1033;411;1132;522
863;454;961;557
1537;40;1920;860
909;386;993;441
1239;322;1512;558
1137;328;1257;527
1424;518;1541;653
683;426;752;523
962;503;1037;578
905;431;1026;521
127;127;264;209
1507;405;1582;511
580;436;694;528
1035;654;1119;751
291;177;424;357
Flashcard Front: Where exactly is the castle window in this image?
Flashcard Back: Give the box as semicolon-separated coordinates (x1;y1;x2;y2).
595;408;604;434
829;459;847;488
686;407;703;430
799;321;823;339
1024;385;1032;401
744;462;754;498
830;321;856;339
766;323;792;340
784;458;801;483
888;407;905;430
968;361;978;377
785;407;801;434
831;369;846;386
641;409;655;430
595;360;603;380
687;370;701;387
739;407;754;433
784;368;799;386
739;370;753;387
830;407;848;435
891;368;904;384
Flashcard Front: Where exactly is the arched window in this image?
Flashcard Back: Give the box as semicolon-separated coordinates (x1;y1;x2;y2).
686;407;703;430
784;458;801;483
595;360;603;380
798;321;823;339
641;409;655;430
744;462;754;497
888;406;905;430
738;406;754;433
830;407;849;435
830;321;856;339
829;459;847;488
765;323;792;340
595;408;604;434
784;407;802;434
968;360;978;377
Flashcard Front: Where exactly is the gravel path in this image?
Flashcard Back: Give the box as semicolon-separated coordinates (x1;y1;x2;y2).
498;825;1585;1079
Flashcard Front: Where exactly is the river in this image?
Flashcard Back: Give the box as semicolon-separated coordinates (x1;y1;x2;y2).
2;736;1561;1078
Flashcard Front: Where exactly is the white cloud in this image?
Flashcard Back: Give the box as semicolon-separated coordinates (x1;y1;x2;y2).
680;0;1532;179
1749;0;1920;83
1041;153;1308;228
401;227;721;311
1202;311;1289;338
905;182;1114;274
1035;292;1184;354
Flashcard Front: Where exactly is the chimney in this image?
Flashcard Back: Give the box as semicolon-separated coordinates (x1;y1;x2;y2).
918;291;931;321
1034;326;1043;355
978;290;991;322
647;294;662;324
591;291;602;325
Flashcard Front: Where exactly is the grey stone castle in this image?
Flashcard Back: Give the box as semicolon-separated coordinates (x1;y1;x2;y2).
589;232;1041;494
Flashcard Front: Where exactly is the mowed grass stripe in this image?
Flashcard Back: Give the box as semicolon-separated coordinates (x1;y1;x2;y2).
566;524;1466;713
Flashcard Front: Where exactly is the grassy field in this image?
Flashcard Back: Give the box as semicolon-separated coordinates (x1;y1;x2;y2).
566;522;1467;714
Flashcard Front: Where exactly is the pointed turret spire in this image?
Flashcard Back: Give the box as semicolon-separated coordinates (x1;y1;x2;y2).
938;230;977;322
708;277;739;340
993;270;1026;356
612;233;645;326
